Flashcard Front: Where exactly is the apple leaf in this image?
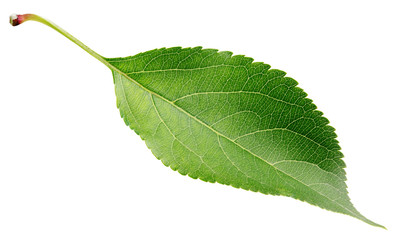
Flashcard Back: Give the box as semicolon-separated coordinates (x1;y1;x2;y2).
10;13;384;228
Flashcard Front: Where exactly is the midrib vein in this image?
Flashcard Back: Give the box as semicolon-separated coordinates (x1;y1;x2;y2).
110;61;360;219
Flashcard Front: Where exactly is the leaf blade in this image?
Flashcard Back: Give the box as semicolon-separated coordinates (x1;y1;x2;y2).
106;47;383;228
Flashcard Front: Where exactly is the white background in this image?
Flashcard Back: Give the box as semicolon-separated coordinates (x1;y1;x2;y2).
1;0;392;239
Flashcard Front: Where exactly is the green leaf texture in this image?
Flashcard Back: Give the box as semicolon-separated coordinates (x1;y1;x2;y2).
105;47;381;227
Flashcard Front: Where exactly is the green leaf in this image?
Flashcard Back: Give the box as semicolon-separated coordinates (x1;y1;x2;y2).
11;14;384;228
106;47;382;227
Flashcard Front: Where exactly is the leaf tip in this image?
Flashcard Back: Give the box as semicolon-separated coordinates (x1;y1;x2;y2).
372;222;387;230
356;214;387;229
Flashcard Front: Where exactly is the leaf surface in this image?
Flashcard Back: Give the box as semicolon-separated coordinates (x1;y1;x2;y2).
104;47;381;227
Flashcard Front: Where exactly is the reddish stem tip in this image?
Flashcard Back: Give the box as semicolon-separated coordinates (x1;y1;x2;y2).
9;14;31;26
10;14;21;26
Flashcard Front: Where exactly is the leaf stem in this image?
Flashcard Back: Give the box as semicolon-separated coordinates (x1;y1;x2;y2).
9;13;111;69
